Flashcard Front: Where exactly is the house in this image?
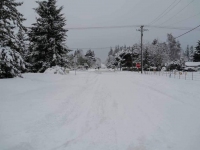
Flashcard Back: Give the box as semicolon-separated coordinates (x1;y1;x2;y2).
185;62;200;68
184;62;200;71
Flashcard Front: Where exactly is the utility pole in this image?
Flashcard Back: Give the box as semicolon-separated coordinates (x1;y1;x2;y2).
141;25;143;74
74;50;77;75
137;25;148;74
132;47;133;71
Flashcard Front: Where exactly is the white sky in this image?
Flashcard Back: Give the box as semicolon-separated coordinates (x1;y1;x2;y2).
17;0;200;61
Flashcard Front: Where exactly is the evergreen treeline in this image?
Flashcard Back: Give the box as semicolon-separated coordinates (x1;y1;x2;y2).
72;49;101;69
106;34;200;70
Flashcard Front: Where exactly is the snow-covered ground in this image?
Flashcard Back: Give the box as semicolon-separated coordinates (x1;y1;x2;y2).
1;71;200;150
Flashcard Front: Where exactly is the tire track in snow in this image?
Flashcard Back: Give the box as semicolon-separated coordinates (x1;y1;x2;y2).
129;76;200;111
52;74;120;150
23;73;100;149
51;74;106;150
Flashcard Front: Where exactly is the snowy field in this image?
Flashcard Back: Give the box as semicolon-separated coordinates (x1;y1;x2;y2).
1;71;200;150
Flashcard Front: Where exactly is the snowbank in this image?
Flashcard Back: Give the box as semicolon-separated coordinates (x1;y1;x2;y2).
44;66;70;75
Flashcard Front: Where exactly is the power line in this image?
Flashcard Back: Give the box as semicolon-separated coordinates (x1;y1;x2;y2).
168;12;200;26
159;0;195;25
148;25;200;31
66;25;200;31
148;0;179;25
175;24;200;39
69;25;200;50
153;0;182;25
66;25;140;30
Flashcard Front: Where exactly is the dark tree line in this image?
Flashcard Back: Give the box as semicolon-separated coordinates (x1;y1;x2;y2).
0;0;70;78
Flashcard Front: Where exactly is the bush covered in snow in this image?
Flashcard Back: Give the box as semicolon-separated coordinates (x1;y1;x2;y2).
44;66;69;75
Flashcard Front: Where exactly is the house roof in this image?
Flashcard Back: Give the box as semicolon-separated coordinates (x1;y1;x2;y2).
185;62;200;67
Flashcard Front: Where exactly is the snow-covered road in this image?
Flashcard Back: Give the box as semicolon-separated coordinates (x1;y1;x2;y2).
1;71;200;150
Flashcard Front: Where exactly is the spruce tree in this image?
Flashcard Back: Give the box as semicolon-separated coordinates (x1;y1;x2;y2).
29;0;69;73
167;34;181;61
85;50;95;59
185;45;190;61
0;0;26;78
108;48;113;56
143;47;150;68
85;50;96;67
189;46;194;62
193;41;200;62
16;28;28;58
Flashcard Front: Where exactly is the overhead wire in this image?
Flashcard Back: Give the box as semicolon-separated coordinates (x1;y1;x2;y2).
148;0;179;25
147;25;200;31
69;33;140;50
69;24;200;50
168;11;200;26
175;24;200;39
159;0;195;25
151;0;182;25
66;25;141;30
68;24;200;50
66;25;200;31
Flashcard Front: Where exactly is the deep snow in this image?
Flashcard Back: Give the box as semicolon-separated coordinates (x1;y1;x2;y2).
1;71;200;150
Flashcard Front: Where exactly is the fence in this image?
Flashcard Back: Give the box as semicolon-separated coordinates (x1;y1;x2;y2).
143;71;200;81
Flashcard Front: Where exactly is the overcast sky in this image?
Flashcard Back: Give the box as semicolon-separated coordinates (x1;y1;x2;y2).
17;0;200;62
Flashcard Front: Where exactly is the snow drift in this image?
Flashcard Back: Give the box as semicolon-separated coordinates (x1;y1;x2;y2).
44;66;69;75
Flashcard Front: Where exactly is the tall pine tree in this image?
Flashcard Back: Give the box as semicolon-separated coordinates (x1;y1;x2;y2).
0;0;26;78
185;45;190;61
189;46;194;62
143;47;150;68
167;34;181;61
29;0;69;72
193;41;200;62
108;48;113;56
16;28;28;58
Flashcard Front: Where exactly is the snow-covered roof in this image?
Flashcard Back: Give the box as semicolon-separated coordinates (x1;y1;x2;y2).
185;62;200;67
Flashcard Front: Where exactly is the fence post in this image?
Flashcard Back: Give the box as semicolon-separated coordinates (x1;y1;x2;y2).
185;72;187;80
192;72;193;80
